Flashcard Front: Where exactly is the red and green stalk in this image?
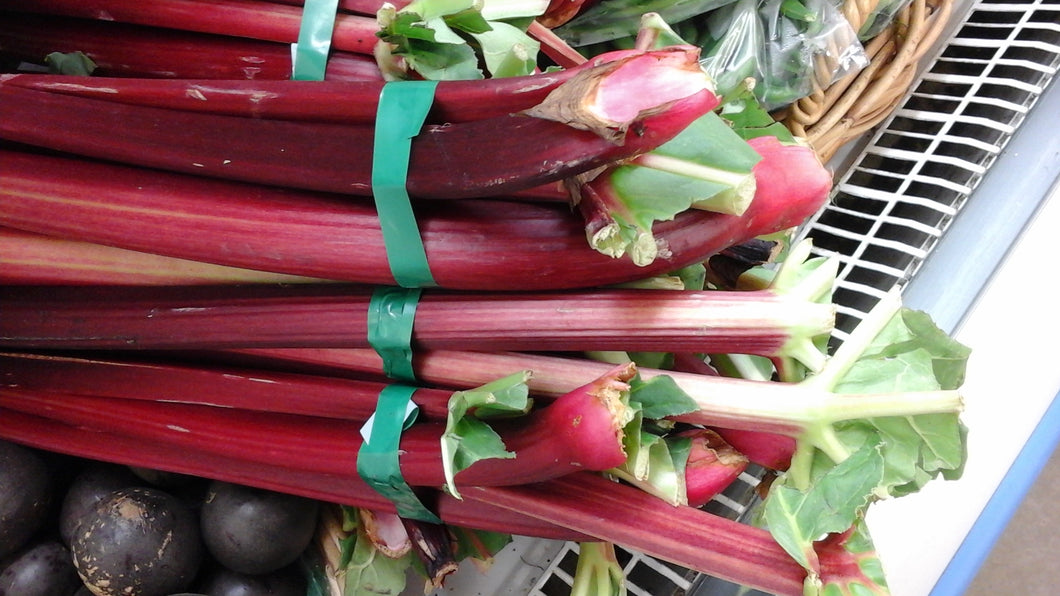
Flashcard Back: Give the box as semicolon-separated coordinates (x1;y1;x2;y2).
0;47;647;125
0;47;717;199
0;228;326;286
0;283;834;359
0;363;630;488
0;12;383;81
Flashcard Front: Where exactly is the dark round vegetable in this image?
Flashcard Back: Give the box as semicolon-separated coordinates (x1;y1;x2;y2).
59;461;144;546
0;540;82;596
70;487;203;596
200;481;319;575
194;563;306;596
0;440;53;560
128;466;198;489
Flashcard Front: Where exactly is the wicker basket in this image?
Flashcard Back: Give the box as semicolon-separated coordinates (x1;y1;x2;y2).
777;0;955;162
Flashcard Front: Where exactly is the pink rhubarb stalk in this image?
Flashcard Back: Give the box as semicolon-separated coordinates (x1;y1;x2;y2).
677;428;750;508
0;47;717;199
710;427;797;471
0;0;388;56
0;364;631;487
220;347;961;462
0;228;324;286
0;12;383;81
0;351;457;423
0;407;594;542
0;147;826;290
463;472;809;596
0;48;647;125
0;284;834;357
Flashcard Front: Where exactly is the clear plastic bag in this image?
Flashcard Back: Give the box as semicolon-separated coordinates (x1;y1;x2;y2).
698;0;869;110
554;0;740;47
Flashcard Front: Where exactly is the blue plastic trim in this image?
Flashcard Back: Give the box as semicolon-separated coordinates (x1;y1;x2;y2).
903;68;1060;596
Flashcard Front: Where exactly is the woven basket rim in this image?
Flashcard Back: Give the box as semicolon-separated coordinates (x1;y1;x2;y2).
778;0;955;162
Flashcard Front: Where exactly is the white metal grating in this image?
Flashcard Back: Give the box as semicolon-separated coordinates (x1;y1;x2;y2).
797;0;1060;346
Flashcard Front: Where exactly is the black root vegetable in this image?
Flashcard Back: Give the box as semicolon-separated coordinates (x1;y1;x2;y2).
0;440;53;560
199;480;319;576
193;563;307;596
70;487;203;596
0;540;82;596
58;462;143;547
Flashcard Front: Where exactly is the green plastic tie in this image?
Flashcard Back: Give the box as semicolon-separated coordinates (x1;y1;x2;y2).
357;385;442;523
372;81;439;288
291;0;339;81
367;286;421;383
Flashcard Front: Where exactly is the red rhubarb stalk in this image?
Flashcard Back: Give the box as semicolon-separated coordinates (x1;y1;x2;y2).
0;228;325;286
677;428;750;508
262;0;410;16
0;368;630;487
0;12;383;81
0;408;593;542
463;473;808;596
710;427;797;471
0;0;386;56
0;284;834;356
0;48;645;124
0;48;717;199
222;347;961;455
0;351;456;422
0;149;826;290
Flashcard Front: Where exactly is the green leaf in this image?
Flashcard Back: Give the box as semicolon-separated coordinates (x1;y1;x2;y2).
609;112;763;217
582;112;766;263
763;438;885;571
718;83;798;143
440;371;532;497
826;307;970;495
45;51;97;75
468;21;540;77
377;0;545;80
340;513;414;595
615;432;691;505
448;526;513;562
554;0;737;47
841;309;971;393
627;374;700;420
672;263;707;291
625;351;673;371
402;0;478;21
838;414;967;499
444;9;493;34
814;518;890;596
779;0;816;22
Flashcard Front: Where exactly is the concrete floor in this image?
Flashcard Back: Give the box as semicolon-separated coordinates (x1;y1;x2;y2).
965;443;1060;595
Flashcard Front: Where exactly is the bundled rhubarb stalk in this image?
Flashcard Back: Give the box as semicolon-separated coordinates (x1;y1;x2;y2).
0;256;970;596
0;5;969;596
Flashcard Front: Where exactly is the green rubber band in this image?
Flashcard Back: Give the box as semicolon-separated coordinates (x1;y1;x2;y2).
357;385;441;523
367;286;421;383
291;0;339;81
372;81;439;288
